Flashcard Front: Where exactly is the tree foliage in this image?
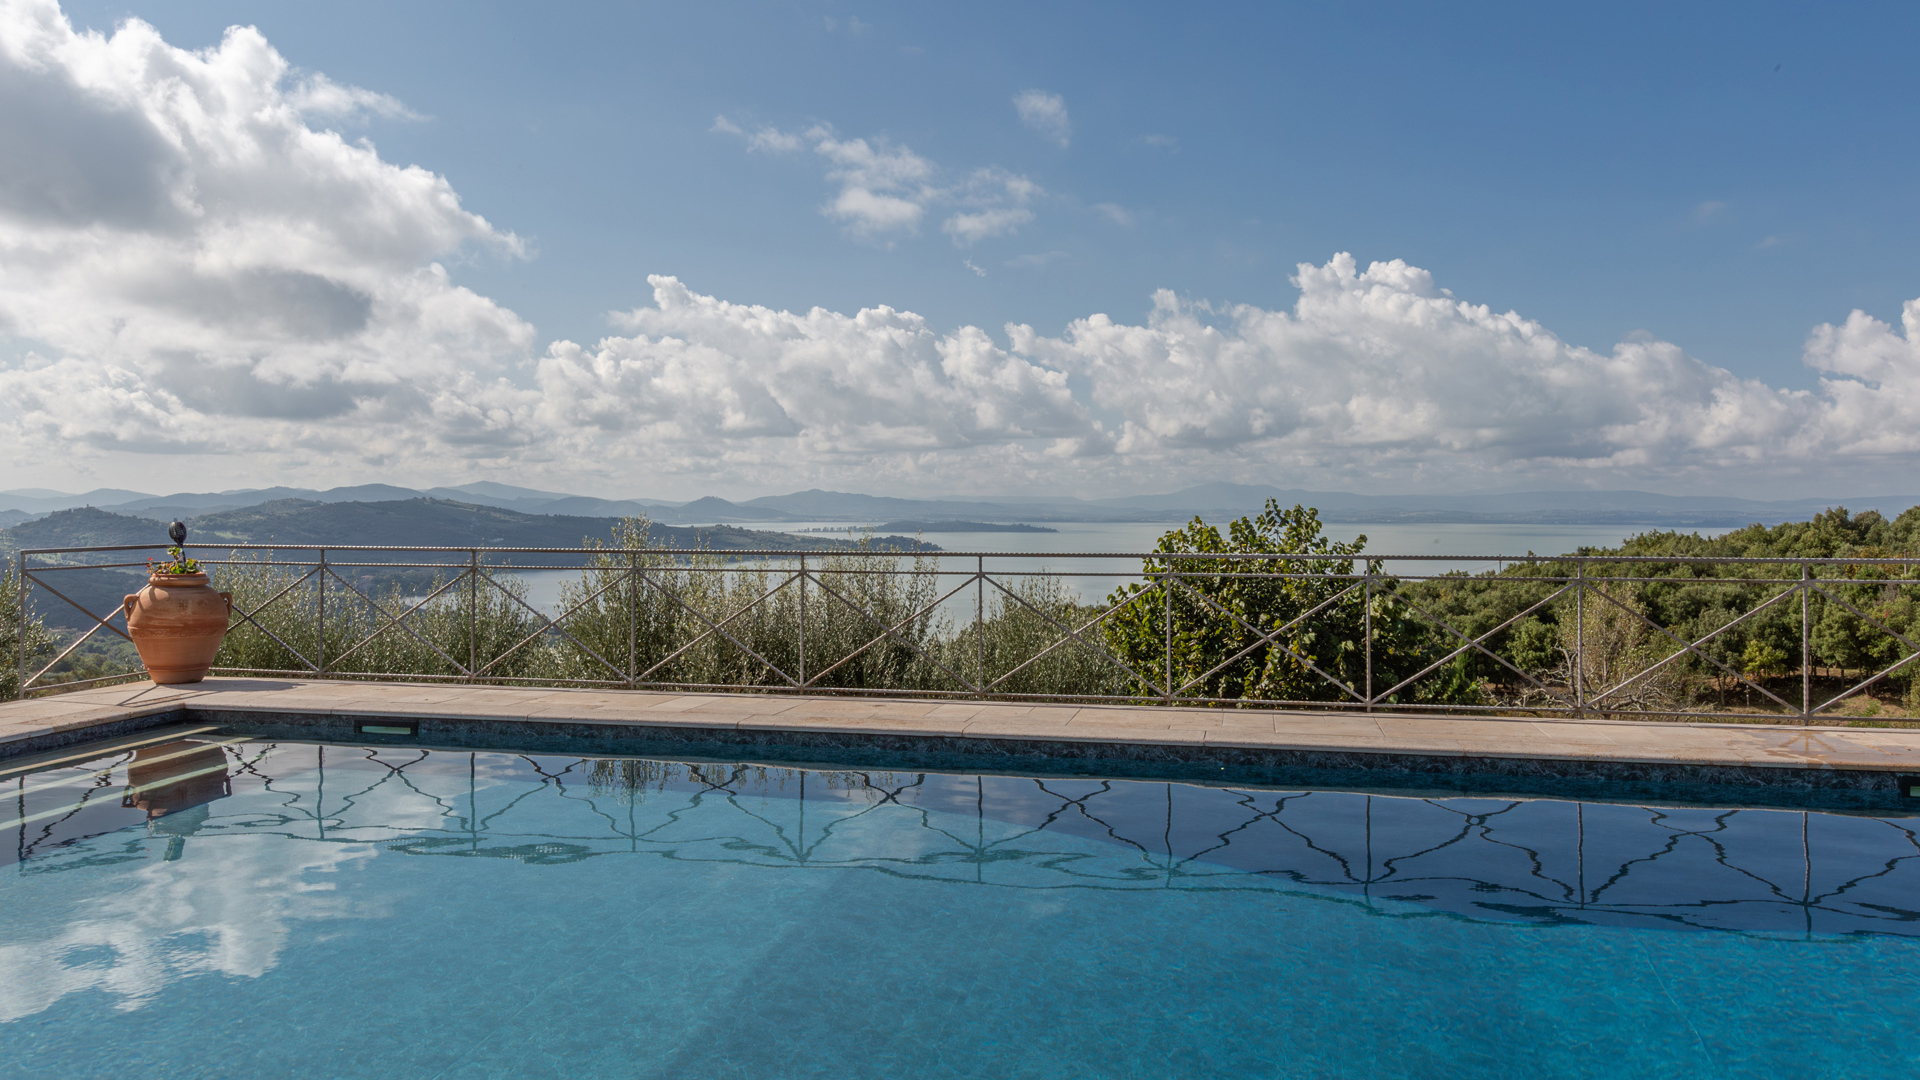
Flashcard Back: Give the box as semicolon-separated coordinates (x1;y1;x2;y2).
1;562;55;699
1100;500;1481;705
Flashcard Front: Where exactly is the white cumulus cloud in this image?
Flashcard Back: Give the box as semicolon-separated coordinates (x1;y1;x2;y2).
1010;255;1825;480
510;258;1920;494
530;276;1096;477
0;0;534;476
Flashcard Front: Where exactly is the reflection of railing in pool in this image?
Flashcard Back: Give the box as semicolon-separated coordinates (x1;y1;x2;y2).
12;741;1920;937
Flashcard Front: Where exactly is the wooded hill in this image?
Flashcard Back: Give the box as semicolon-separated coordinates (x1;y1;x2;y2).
3;500;935;632
1;498;936;558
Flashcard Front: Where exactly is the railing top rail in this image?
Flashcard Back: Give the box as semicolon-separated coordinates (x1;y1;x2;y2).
15;542;1920;566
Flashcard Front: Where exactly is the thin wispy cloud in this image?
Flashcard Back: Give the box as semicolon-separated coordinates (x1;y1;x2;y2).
715;118;1039;246
288;74;423;122
1014;89;1070;148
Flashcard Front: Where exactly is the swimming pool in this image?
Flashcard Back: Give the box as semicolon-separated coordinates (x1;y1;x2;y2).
3;729;1917;1078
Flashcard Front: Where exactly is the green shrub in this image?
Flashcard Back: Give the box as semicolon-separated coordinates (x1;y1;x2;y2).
1;562;55;699
1101;500;1482;706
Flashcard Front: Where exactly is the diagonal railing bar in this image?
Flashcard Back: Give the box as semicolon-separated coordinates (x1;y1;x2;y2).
626;567;800;687
1377;585;1578;706
22;568;149;690
470;564;635;681
632;569;805;682
221;565;324;673
1164;576;1364;702
803;572;983;691
230;564;322;623
24;608;130;690
981;579;1163;694
1582;583;1800;712
805;571;981;693
1807;582;1920;657
24;571;134;644
324;567;473;672
324;567;473;675
1800;580;1920;714
1169;578;1368;698
1810;648;1920;716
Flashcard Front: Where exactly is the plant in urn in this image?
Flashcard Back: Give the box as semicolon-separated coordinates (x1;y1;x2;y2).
123;522;232;685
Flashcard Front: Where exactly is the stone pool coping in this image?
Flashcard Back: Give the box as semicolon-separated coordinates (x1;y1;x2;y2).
5;678;1920;797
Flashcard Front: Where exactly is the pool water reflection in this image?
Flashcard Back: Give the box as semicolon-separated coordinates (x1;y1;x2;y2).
3;735;1918;1078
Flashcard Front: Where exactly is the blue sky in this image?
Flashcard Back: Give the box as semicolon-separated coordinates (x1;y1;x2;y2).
7;1;1920;498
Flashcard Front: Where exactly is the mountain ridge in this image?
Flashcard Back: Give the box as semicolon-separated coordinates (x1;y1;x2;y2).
0;500;936;561
5;482;1913;529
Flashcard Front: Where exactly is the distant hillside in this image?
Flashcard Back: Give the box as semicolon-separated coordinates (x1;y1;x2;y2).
1;506;170;552
1;499;936;563
10;479;1918;529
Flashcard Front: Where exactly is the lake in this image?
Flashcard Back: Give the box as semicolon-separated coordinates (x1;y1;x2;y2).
503;520;1685;615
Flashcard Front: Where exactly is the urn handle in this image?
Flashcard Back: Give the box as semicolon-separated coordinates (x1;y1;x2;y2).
220;591;233;619
123;594;138;620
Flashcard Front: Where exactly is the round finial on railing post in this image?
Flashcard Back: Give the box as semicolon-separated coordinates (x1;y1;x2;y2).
168;520;187;546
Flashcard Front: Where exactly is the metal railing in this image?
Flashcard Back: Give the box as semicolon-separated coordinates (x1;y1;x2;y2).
13;542;1920;724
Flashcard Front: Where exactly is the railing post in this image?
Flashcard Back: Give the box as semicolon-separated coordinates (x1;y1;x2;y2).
468;549;478;683
1364;572;1373;711
14;549;25;700
317;548;327;678
797;553;806;688
976;554;985;698
1573;560;1585;717
1163;568;1174;704
627;549;638;688
1802;560;1811;725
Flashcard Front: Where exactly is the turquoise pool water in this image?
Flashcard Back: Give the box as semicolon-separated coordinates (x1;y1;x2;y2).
3;732;1919;1078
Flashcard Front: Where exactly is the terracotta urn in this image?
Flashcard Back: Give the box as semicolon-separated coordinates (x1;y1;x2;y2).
124;573;233;685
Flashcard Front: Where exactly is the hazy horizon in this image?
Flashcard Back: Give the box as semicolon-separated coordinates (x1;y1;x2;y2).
8;478;1920;507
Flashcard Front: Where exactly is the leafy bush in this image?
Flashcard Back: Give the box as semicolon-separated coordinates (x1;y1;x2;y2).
1101;500;1482;706
549;518;950;691
215;553;554;681
1;562;55;699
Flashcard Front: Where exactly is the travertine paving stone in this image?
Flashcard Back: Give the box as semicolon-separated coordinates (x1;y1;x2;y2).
2;677;1919;775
